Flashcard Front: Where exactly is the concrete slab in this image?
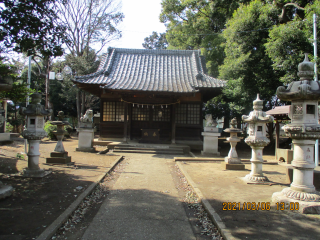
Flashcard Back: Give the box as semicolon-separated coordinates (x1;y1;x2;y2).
81;154;196;240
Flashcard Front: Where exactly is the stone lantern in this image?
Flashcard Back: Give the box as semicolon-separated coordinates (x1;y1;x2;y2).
221;117;244;170
272;54;320;213
242;94;274;182
20;89;52;177
46;111;71;164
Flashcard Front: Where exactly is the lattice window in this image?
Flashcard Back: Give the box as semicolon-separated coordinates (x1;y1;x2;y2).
153;106;170;122
187;104;200;124
176;104;187;124
103;102;124;122
176;104;200;125
132;107;149;121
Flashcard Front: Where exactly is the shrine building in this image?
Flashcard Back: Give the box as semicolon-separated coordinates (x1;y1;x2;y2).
72;47;225;143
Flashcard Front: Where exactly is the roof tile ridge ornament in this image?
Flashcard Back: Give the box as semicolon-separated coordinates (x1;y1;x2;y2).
276;53;320;101
75;48;116;81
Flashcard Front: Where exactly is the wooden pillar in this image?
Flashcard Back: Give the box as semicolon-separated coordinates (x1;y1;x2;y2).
123;102;128;142
171;104;176;144
128;103;132;140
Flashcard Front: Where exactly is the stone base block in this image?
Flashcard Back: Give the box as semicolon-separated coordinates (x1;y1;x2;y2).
0;183;13;199
21;168;51;178
272;190;320;214
224;157;242;164
47;151;72;164
242;174;269;183
76;147;96;152
221;162;245;170
0;133;11;141
50;151;68;158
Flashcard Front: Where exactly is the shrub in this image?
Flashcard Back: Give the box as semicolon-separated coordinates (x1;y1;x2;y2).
44;121;72;140
5;122;13;132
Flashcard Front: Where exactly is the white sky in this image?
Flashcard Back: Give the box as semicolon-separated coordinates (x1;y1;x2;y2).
109;0;166;49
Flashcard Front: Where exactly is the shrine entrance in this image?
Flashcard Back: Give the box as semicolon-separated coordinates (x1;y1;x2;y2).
131;105;172;143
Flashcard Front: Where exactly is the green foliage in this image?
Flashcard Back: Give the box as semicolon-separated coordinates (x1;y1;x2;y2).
142;32;168;49
16;153;24;160
0;0;65;57
160;0;251;77
44;121;72;140
219;0;282;115
44;121;56;140
5;122;13;133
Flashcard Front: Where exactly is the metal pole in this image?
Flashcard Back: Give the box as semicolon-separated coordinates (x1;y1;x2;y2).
314;14;319;167
25;56;32;153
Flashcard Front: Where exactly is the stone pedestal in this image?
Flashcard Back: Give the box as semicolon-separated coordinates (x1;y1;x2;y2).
244;146;269;182
201;127;220;156
23;139;50;177
46;152;71;164
76;122;96;152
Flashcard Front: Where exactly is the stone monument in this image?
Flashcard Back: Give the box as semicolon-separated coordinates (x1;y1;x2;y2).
221;117;244;170
20;87;52;177
76;109;96;152
0;75;12;143
46;111;72;164
242;94;274;182
201;114;220;156
0;75;13;198
272;54;320;213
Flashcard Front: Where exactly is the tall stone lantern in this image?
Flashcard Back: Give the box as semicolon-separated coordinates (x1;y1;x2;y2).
20;89;52;177
272;54;320;213
242;94;274;182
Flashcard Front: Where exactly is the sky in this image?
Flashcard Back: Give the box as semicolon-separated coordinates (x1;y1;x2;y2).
109;0;167;49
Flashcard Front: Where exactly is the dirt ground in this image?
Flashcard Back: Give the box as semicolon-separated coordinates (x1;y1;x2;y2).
0;135;120;240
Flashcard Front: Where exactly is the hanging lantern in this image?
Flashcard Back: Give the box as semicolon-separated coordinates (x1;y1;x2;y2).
133;104;134;107
158;111;163;118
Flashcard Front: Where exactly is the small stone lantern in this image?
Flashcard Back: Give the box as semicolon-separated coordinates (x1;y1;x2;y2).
46;111;71;164
242;94;274;182
272;54;320;213
221;118;244;170
20;89;52;177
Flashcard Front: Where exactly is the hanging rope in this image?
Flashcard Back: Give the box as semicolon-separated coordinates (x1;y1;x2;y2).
120;98;180;107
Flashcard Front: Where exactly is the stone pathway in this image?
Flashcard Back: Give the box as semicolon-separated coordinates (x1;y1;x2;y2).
81;154;196;240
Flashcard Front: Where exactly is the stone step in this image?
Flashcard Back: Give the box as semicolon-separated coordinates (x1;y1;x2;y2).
112;146;184;155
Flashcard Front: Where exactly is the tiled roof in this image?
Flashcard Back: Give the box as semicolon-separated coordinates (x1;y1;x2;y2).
74;48;225;93
266;106;290;116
